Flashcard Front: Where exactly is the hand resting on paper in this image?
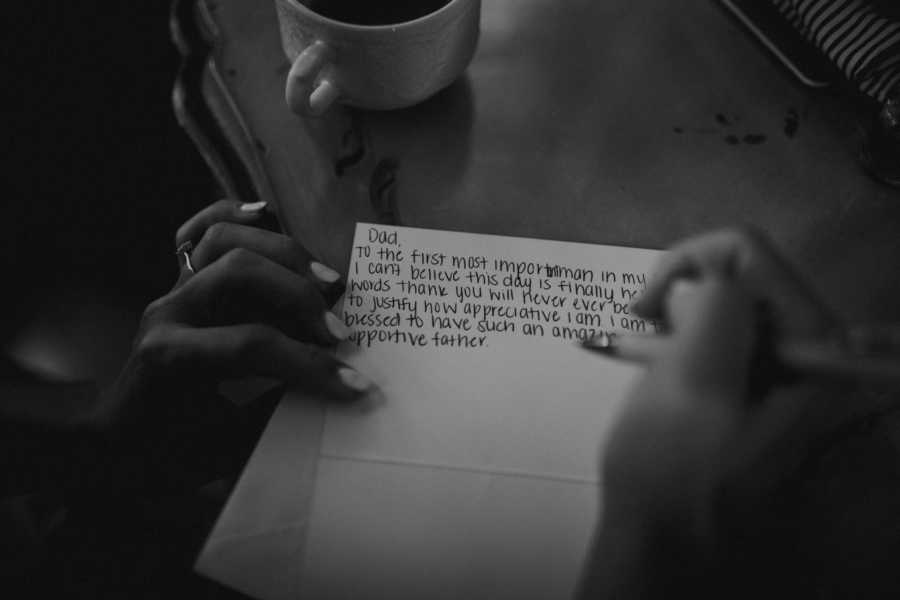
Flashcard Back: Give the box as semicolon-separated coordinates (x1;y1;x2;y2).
90;199;377;494
580;228;852;597
2;199;372;499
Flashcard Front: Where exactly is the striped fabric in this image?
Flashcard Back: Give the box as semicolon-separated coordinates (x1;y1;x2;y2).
772;0;900;101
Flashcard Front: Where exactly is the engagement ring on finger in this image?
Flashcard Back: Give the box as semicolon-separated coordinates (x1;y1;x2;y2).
176;241;196;274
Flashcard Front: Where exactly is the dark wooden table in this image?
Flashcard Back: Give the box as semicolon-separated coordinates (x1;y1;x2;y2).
173;0;900;325
172;0;900;595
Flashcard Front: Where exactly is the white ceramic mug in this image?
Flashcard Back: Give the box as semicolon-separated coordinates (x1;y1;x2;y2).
274;0;481;115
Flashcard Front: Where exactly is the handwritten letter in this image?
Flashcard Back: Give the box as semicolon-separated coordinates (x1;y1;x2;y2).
342;224;663;350
299;224;662;599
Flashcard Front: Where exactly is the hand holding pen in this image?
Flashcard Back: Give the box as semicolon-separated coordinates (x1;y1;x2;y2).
580;228;878;598
581;228;900;386
583;324;900;386
628;227;838;338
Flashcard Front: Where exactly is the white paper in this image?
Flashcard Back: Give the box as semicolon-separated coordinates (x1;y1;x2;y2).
198;223;662;599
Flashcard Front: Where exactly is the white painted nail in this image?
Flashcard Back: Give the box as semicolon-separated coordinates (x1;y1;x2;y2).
337;367;372;392
324;312;350;340
239;201;267;212
310;261;341;283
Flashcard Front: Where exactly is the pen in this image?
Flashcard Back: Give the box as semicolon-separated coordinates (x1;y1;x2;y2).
580;327;900;385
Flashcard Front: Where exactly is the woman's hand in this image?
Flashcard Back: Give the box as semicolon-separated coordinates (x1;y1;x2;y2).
581;228;842;597
630;227;835;337
611;228;841;510
85;199;369;496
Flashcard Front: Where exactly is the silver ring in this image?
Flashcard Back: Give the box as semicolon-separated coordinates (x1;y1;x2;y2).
176;241;196;274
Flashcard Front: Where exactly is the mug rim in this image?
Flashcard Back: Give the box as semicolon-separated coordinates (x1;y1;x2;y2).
279;0;471;32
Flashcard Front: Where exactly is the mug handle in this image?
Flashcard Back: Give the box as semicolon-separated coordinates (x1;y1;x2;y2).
285;40;342;116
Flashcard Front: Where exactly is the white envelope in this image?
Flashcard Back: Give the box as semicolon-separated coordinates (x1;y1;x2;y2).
196;346;642;600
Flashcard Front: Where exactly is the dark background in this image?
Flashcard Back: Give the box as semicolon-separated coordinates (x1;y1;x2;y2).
4;2;214;381
2;2;242;597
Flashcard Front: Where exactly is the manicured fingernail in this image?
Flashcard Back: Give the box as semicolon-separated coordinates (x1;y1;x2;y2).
324;312;350;340
310;261;341;283
337;367;372;392
239;201;267;213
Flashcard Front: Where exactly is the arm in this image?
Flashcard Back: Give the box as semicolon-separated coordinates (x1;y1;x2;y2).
580;229;839;598
1;199;368;501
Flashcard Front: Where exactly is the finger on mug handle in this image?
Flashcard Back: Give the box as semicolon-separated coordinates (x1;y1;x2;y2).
175;199;269;248
140;324;374;403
